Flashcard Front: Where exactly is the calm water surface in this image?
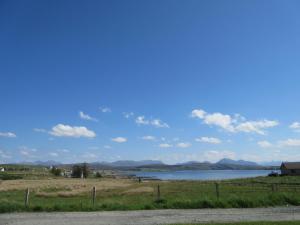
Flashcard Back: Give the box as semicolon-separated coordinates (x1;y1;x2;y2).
128;170;273;180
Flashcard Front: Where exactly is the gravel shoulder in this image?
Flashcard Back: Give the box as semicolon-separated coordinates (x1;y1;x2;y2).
1;207;300;225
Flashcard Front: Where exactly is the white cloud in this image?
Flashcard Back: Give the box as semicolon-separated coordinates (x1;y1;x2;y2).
135;116;169;128
0;132;16;138
191;109;206;119
0;150;11;159
203;113;235;132
176;142;191;148
33;128;47;133
111;137;127;143
290;122;300;132
191;108;278;135
135;116;149;125
99;107;111;113
49;124;96;138
79;111;98;122
20;150;29;156
290;122;300;129
203;150;236;162
235;120;278;135
49;152;58;157
257;140;273;148
123;112;134;119
142;136;156;141
159;143;172;148
195;137;222;144
19;146;37;157
279;139;300;147
151;119;169;128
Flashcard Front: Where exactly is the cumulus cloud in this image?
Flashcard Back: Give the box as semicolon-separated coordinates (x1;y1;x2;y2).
290;122;300;132
79;111;98;122
135;116;149;125
151;119;169;128
135;116;169;128
279;139;300;147
50;124;96;138
257;140;273;148
49;152;58;157
195;137;222;144
191;108;278;135
99;107;111;113
111;137;127;143
123;112;134;119
191;109;206;119
142;136;156;141
235;120;278;135
176;142;191;148
159;143;172;148
203;150;236;162
0;132;16;138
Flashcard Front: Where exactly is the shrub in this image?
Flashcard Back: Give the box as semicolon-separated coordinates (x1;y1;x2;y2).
50;167;62;176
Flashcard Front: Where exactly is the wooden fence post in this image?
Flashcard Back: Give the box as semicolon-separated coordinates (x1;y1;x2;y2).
271;184;276;192
92;186;96;207
24;188;30;208
157;184;161;201
215;183;220;199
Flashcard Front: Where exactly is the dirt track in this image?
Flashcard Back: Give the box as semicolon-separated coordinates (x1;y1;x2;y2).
1;207;300;225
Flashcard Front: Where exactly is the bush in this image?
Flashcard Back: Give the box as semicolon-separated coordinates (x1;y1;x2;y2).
71;163;89;178
95;172;102;178
0;173;22;180
50;167;62;176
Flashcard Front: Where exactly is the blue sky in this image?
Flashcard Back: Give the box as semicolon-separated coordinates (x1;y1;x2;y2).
1;0;300;164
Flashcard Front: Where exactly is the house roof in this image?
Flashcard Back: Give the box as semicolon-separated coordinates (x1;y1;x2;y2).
281;162;300;170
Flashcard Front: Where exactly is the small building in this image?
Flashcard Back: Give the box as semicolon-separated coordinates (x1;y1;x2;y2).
280;162;300;175
0;167;5;172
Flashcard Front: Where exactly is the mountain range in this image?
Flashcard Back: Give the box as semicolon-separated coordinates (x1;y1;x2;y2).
13;158;280;170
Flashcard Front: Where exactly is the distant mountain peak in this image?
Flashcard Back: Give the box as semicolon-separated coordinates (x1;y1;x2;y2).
217;158;258;166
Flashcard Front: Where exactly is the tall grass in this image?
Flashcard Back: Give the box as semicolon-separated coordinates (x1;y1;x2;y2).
1;176;300;213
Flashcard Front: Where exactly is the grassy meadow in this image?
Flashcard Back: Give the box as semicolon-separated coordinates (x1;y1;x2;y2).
1;171;300;213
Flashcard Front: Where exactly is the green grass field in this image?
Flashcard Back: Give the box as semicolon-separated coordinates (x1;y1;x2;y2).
1;174;300;213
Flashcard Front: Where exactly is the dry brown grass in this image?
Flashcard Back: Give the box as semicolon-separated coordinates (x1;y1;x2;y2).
123;186;154;194
0;178;134;197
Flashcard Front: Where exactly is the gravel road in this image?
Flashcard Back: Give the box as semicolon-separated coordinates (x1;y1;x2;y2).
1;207;300;225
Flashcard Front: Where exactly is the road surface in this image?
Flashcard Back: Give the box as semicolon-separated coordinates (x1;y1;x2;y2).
1;207;300;225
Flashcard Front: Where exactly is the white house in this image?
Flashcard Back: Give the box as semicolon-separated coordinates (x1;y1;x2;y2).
0;167;5;172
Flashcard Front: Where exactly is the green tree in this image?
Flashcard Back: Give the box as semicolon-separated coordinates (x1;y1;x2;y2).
71;163;89;178
71;165;82;178
50;167;62;176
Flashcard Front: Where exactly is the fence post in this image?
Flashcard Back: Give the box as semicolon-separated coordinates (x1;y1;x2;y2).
271;184;276;192
24;188;30;208
215;183;220;199
157;184;161;201
92;186;96;207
